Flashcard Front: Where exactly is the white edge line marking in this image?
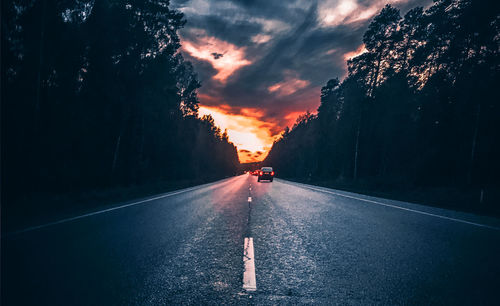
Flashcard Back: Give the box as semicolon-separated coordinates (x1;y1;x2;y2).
282;180;500;231
248;197;252;202
5;178;234;237
242;237;257;291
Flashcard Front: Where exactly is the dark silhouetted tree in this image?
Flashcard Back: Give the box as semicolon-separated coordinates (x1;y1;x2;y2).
265;0;500;212
1;0;239;221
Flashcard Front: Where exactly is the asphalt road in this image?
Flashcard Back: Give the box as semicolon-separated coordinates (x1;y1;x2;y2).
3;174;500;305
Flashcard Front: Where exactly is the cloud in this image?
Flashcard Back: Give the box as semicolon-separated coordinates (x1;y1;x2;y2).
172;0;434;157
181;29;251;82
318;0;429;27
344;44;368;61
251;34;272;44
268;74;311;97
319;0;359;27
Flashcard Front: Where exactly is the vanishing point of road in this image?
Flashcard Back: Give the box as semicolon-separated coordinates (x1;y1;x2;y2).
3;174;500;305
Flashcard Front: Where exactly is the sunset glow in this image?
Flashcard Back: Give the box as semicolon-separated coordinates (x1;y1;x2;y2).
198;106;279;163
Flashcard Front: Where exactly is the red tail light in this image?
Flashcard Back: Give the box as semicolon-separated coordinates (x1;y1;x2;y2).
259;171;263;175
271;171;274;176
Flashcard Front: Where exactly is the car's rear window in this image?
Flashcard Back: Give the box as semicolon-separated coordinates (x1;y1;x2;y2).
261;167;273;171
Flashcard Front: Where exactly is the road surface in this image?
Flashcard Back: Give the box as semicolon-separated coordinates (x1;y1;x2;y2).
3;174;500;305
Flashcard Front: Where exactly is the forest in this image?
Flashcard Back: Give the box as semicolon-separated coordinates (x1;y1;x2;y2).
265;0;500;214
1;1;239;224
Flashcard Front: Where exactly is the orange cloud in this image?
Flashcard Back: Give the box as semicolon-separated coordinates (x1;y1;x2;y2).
344;44;367;61
268;72;311;97
182;30;251;82
198;105;279;163
284;111;307;127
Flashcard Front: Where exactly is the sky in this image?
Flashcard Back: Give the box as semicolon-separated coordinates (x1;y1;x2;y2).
171;0;432;163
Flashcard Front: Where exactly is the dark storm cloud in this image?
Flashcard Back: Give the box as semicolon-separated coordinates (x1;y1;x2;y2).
172;0;433;131
180;14;263;46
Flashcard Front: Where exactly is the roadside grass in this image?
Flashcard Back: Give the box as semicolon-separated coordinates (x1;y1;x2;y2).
2;177;226;234
282;177;500;218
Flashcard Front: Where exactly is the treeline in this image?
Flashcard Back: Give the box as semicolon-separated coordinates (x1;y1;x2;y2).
1;1;239;206
266;0;500;208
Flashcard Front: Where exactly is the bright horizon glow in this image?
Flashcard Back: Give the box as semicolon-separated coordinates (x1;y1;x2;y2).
198;106;278;163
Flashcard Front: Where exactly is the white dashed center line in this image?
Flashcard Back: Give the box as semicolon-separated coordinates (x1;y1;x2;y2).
242;237;257;291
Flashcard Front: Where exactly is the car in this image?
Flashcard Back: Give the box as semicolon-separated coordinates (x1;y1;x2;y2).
258;167;274;182
252;170;259;176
